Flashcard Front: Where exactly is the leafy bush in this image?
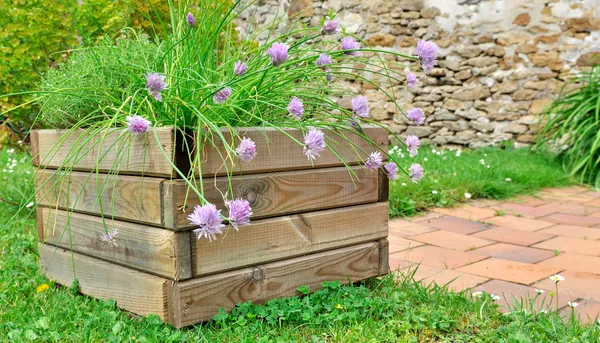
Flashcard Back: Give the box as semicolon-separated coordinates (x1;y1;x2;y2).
0;0;195;133
536;66;600;186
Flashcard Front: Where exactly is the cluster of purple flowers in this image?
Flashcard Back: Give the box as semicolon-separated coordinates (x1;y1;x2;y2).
139;15;436;240
188;198;253;241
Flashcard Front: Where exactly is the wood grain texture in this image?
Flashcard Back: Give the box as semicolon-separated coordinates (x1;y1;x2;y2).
378;239;390;276
35;169;164;226
38;208;192;280
31;126;388;177
165;166;380;229
38;243;171;319
171;242;380;327
32;128;182;177
198;126;388;176
192;202;389;276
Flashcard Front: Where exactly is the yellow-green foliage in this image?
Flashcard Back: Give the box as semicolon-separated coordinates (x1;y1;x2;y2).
0;0;182;131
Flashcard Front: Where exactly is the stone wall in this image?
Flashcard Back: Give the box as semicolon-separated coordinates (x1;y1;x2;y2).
237;0;600;147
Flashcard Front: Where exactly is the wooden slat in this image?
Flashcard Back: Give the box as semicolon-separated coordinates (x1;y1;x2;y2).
192;202;389;276
378;238;390;276
165;165;381;229
38;243;171;319
38;208;192;280
198;126;388;176
36;166;381;230
32;128;183;177
31;126;388;177
170;241;381;327
35;169;165;226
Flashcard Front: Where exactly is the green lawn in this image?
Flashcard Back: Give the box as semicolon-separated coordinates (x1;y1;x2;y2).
2;147;599;342
389;144;573;217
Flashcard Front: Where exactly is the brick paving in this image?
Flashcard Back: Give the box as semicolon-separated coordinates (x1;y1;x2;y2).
389;186;600;323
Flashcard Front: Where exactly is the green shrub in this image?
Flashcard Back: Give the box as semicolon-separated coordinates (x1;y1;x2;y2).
536;66;600;187
0;0;193;133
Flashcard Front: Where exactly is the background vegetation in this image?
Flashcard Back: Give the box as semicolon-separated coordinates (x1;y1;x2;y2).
536;66;600;187
0;0;194;138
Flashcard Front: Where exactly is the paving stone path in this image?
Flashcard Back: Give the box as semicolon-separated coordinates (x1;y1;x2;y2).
389;186;600;323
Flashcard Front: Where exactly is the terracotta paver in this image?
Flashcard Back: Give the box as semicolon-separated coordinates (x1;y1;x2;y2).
537;202;600;217
410;230;494;252
423;216;493;235
484;215;555;232
471;226;555;246
537;253;600;275
540;213;600;227
388;231;424;253
585;198;600;207
534;270;600;301
433;205;496;221
469;199;503;208
421;269;489;292
473;279;572;313
511;195;548;207
471;243;555;264
532;236;600;256
389;219;437;237
456;258;562;285
494;202;556;218
409;212;444;223
391;245;488;270
538;224;600;240
395;263;445;281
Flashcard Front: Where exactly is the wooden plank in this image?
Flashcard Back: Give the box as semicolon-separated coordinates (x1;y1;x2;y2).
31;126;388;177
32;128;184;177
166;165;381;229
192;202;388;276
38;243;171;319
198;126;388;176
38;208;192;280
35;169;164;226
170;242;380;327
378;238;390;276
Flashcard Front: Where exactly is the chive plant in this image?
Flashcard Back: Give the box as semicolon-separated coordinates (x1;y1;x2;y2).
24;0;437;242
536;66;600;187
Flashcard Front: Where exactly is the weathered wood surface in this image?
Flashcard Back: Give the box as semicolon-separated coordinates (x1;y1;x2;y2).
31;126;387;177
170;241;381;327
378;238;390;276
31;128;184;177
35;169;165;226
38;208;192;280
38;243;171;319
36;166;382;229
166;165;381;229
192;202;388;276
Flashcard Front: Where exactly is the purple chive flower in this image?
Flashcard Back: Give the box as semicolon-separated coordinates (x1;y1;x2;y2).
407;108;425;126
288;96;304;119
322;20;339;35
316;53;332;69
226;198;252;230
100;229;118;247
234;61;247;76
268;43;288;67
383;162;398;180
186;12;195;27
406;72;418;88
409;163;424;183
365;151;383;171
416;40;439;73
146;72;167;101
303;128;326;161
406;135;420;157
126;115;151;134
188;203;225;242
351;95;369;118
236;137;257;163
213;87;232;104
326;72;334;82
341;37;360;57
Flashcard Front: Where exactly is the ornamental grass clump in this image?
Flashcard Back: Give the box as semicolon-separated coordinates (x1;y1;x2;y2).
32;0;438;241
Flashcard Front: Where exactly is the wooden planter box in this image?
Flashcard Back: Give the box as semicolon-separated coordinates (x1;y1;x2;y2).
32;126;390;328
